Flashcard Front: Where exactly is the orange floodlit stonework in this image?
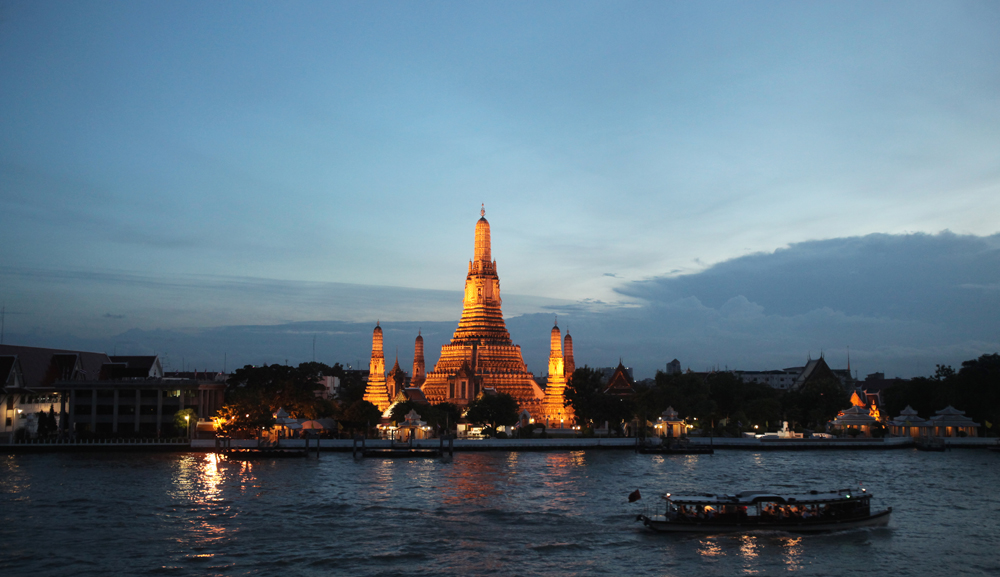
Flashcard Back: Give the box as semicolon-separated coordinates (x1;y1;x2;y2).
411;331;426;387
366;207;580;420
538;322;576;427
363;323;392;412
420;208;545;410
848;390;882;421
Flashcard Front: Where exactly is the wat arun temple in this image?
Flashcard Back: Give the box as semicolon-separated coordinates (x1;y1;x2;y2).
364;207;575;428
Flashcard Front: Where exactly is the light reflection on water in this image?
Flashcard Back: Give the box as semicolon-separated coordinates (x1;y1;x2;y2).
1;450;999;576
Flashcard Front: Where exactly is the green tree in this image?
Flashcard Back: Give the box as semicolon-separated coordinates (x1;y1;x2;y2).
953;353;1000;435
174;408;197;436
36;411;52;437
215;402;275;438
433;402;461;433
336;370;367;405
389;401;426;424
934;364;956;381
46;404;57;434
465;391;520;434
224;362;334;421
744;397;782;428
566;366;636;434
786;377;851;430
339;399;383;434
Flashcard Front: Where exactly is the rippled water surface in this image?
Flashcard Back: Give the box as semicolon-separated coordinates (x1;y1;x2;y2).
2;449;999;576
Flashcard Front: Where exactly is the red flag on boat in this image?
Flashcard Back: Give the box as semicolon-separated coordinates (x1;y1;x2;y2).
628;489;641;503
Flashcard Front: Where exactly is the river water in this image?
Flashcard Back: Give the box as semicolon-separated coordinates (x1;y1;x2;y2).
1;448;998;576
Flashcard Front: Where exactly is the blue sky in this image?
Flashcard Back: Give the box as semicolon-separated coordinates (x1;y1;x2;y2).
1;1;998;378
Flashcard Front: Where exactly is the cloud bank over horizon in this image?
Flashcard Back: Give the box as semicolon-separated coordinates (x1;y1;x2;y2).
5;231;996;381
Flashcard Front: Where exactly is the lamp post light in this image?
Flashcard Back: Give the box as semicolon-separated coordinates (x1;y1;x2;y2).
185;414;191;439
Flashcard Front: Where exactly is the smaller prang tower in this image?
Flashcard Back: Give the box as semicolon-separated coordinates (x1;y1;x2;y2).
411;331;426;387
363;322;392;412
539;321;575;428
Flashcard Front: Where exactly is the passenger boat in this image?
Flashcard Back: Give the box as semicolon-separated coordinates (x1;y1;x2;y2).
636;488;891;533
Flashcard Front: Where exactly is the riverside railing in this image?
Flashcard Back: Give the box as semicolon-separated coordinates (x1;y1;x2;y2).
2;437;191;446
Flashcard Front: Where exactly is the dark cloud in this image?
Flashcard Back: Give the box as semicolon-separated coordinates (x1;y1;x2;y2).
556;231;1000;377
102;313;125;319
618;232;1000;336
5;233;998;381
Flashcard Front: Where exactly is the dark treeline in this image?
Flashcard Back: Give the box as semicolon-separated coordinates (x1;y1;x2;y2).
215;353;999;439
220;362;464;437
881;354;1000;429
566;353;1000;437
219;362;382;437
567;366;849;436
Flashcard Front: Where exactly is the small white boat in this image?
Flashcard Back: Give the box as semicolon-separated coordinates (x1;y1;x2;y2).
636;488;891;533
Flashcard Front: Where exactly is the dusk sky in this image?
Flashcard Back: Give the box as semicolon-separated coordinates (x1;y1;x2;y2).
2;1;998;379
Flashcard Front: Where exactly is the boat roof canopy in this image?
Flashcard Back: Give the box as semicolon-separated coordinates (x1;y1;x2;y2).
663;488;866;505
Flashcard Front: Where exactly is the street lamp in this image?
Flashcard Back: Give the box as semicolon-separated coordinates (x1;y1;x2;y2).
185;414;191;439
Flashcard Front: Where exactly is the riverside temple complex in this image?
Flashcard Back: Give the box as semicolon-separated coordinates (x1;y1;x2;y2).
363;207;575;428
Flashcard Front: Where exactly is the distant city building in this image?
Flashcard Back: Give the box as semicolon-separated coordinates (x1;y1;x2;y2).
107;355;164;379
735;369;799;390
666;359;681;375
735;356;854;391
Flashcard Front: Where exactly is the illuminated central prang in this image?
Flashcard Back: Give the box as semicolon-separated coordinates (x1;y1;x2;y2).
420;207;545;409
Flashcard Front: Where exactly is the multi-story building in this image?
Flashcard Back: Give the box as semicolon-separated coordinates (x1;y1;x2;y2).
1;345;225;440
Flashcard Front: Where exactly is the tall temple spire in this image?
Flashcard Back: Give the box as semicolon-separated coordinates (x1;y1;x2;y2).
474;206;491;264
421;211;544;410
452;208;508;343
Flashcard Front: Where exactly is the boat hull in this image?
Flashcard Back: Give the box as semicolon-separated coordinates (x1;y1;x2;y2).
638;508;891;533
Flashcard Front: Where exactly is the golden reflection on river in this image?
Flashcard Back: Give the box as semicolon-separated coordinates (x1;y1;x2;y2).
697;538;725;558
0;454;30;500
737;534;761;574
168;453;261;548
693;533;808;574
440;455;501;507
782;536;804;571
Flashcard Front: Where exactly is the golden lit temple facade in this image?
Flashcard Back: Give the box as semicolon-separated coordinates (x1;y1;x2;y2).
363;323;392;412
538;322;576;428
420;208;545;410
365;208;583;420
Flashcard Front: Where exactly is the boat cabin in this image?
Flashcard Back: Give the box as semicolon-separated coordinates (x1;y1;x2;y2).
661;489;872;523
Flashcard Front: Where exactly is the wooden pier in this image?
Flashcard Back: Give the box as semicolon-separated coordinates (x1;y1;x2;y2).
352;434;455;459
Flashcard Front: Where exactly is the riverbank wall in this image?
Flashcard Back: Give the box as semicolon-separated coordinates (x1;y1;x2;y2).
3;436;996;453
